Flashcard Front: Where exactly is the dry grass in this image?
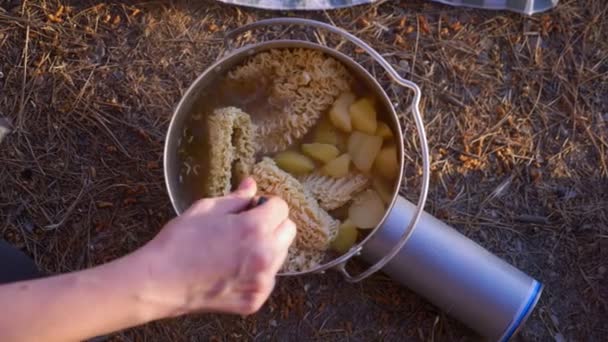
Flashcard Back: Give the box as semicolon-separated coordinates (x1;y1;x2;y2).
1;0;607;340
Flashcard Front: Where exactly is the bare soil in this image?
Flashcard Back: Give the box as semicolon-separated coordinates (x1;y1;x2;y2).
1;0;606;340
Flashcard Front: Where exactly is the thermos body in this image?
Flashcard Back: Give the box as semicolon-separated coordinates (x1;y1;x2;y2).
361;197;543;341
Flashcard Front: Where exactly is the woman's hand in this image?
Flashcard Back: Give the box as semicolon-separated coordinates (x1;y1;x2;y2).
0;177;293;342
135;177;296;317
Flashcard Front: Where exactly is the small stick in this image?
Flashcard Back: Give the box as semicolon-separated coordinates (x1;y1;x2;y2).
514;214;549;225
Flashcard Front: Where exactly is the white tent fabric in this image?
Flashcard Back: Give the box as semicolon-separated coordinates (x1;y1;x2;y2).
432;0;558;15
215;0;558;15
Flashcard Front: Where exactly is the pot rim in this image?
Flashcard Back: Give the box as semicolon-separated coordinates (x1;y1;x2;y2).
164;39;405;276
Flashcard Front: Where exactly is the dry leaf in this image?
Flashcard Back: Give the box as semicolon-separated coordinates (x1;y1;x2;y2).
394;34;406;47
418;15;430;35
450;21;462;32
208;23;219;32
398;17;407;29
96;201;113;208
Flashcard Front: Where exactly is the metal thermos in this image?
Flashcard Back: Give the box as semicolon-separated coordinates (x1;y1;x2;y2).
361;197;543;341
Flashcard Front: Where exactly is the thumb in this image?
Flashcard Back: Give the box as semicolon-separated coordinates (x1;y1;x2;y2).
209;177;258;214
235;176;257;196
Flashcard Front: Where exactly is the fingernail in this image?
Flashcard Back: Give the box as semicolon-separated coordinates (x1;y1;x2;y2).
238;177;255;191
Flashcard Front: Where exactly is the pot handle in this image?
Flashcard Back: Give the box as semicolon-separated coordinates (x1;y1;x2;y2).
224;18;431;283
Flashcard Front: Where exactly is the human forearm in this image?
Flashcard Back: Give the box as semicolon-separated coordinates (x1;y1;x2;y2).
0;251;166;342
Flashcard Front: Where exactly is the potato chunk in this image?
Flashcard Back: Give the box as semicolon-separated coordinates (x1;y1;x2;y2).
321;154;350;178
349;98;377;134
374;145;399;181
375;121;393;139
331;219;359;254
302;143;340;163
274;151;315;175
329;92;356;132
348;189;385;229
372;177;394;204
313;118;347;151
347;131;383;173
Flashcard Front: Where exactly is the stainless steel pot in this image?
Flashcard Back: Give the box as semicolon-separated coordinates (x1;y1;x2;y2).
164;18;431;282
164;18;542;342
